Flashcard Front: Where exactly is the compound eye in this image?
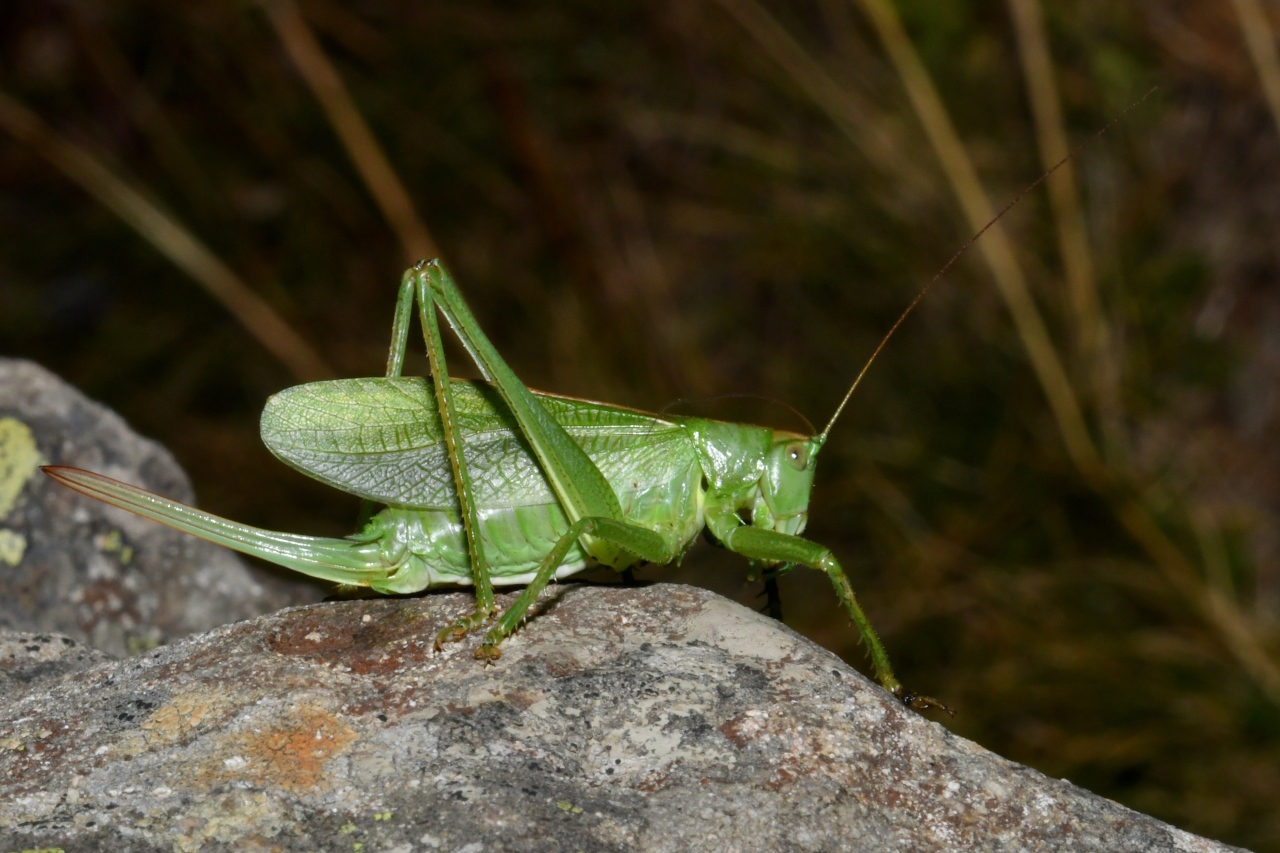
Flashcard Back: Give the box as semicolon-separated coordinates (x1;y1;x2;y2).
784;442;809;470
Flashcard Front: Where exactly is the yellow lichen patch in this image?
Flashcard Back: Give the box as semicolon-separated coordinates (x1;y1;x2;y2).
0;418;43;520
125;635;161;656
0;419;43;566
140;689;227;746
0;529;27;566
96;528;135;564
556;799;583;814
214;703;358;795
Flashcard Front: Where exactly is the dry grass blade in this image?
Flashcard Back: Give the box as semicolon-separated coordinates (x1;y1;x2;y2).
1114;496;1280;701
856;0;1097;474
603;177;717;396
0;89;333;383
1229;0;1280;140
1006;0;1125;459
260;0;439;264
708;0;913;183
854;0;1280;703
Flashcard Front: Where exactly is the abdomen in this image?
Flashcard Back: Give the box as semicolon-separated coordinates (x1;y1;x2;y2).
370;458;705;586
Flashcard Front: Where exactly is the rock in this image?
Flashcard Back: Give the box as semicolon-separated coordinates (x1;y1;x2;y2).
0;358;316;658
0;629;115;692
0;584;1245;852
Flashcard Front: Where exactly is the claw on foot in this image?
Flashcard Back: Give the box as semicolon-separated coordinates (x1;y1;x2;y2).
474;643;501;664
432;624;470;653
433;607;498;653
892;685;955;716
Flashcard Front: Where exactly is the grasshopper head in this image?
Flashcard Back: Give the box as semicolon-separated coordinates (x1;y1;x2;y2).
756;432;825;537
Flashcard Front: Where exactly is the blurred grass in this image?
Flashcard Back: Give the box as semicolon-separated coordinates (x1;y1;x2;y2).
2;1;1279;847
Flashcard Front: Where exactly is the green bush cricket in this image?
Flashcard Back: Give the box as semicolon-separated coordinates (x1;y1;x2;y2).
45;259;952;713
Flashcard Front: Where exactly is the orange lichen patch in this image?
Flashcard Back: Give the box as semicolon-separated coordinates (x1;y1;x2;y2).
212;704;358;795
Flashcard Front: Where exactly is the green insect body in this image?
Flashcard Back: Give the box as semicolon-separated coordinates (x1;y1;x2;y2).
45;260;948;713
262;378;789;589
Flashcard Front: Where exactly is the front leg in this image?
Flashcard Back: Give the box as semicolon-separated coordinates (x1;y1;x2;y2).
725;524;953;715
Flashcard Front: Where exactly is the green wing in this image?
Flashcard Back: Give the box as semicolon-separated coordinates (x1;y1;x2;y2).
260;378;694;511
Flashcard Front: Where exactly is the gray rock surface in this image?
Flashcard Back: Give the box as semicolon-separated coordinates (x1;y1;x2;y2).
0;584;1245;853
0;629;114;692
0;357;316;658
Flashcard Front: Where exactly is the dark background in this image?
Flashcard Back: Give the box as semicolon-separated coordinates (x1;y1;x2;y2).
3;1;1279;848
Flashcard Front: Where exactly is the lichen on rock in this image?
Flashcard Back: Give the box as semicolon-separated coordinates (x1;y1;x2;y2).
0;585;1249;853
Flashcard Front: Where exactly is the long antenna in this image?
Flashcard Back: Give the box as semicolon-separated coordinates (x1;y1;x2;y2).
661;393;816;435
819;88;1156;441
